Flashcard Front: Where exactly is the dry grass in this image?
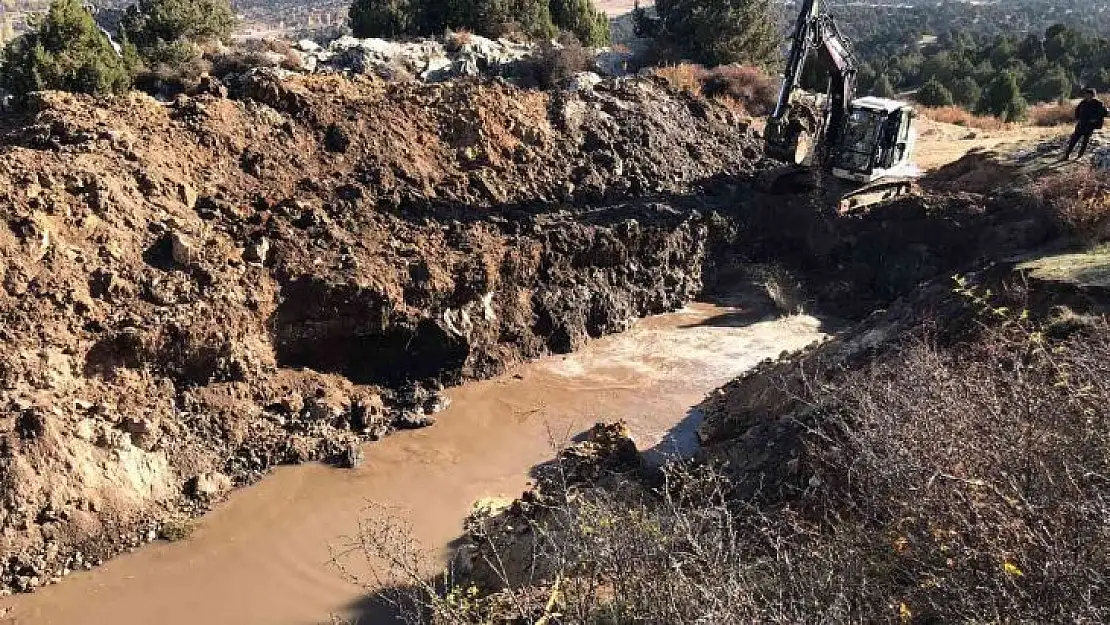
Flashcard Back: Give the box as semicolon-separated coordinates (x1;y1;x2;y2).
651;63;777;116
1029;101;1075;127
651;63;704;95
700;65;777;116
1035;168;1110;242
918;105;1011;130
444;30;475;52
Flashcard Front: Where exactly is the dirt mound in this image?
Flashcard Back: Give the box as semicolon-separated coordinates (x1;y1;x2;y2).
0;74;758;592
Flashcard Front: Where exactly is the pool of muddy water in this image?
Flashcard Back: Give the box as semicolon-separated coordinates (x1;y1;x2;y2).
2;293;828;625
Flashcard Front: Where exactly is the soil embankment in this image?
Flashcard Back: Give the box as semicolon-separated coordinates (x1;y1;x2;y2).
0;73;760;593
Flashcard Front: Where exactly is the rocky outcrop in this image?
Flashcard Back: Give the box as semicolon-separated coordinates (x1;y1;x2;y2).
283;33;636;83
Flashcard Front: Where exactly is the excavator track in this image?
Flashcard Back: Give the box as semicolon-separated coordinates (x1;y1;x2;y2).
836;177;919;214
754;165;919;213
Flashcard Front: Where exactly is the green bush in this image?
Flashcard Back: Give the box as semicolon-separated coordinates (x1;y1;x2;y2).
0;0;133;104
120;0;234;63
949;76;981;107
915;77;954;106
349;0;416;38
636;0;778;68
347;0;609;45
1025;64;1071;103
871;73;895;97
978;71;1029;121
549;0;609;46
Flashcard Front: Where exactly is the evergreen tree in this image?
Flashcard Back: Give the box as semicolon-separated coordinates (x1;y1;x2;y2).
348;0;608;45
949;76;981;107
978;72;1028;121
120;0;234;65
349;0;414;38
856;61;877;93
1025;64;1072;103
643;0;780;67
550;0;609;46
0;0;133;105
1017;32;1045;64
915;77;954;106
871;73;895;98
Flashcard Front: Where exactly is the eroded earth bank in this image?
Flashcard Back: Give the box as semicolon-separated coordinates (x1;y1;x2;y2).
0;73;764;593
0;69;1096;620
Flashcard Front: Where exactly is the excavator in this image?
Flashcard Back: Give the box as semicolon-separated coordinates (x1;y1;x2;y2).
761;0;920;212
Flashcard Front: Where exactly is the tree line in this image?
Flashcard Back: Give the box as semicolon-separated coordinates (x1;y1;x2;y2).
0;0;786;105
857;24;1110;121
348;0;610;47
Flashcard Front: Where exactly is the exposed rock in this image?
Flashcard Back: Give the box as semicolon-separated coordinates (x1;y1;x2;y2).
394;411;436;429
337;442;364;469
287;34;634;83
304;393;346;422
186;472;232;500
243;237;270;264
169;231;198;266
177;182;197;209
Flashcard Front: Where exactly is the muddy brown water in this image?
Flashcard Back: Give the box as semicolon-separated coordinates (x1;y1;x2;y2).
1;296;827;625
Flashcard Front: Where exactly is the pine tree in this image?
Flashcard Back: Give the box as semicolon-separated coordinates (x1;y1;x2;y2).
1025;65;1071;103
871;73;895;98
120;0;234;65
550;0;609;46
915;77;954;106
0;0;133;105
949;76;981;108
349;0;414;38
645;0;780;68
978;72;1028;122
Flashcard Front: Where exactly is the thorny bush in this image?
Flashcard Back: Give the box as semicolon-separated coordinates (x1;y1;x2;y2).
337;312;1110;623
1034;167;1110;242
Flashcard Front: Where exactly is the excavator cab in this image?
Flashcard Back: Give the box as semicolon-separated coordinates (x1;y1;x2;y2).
761;0;920;211
832;98;918;183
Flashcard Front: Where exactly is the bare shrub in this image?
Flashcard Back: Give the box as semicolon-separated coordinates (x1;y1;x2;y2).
1029;101;1076;127
700;65;777;116
1034;167;1110;241
443;29;475;52
650;62;705;95
207;39;304;78
133;45;212;95
919;105;1011;130
341;313;1110;623
791;318;1110;621
651;63;776;116
532;36;590;89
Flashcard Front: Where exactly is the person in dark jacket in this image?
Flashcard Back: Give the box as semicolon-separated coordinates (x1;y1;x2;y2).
1063;88;1108;159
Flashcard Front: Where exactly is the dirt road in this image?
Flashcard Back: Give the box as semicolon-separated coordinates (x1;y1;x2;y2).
913;118;1067;172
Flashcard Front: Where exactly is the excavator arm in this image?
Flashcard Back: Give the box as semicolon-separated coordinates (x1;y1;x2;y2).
765;0;858;166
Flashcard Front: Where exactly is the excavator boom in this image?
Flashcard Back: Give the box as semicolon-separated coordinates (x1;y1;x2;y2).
761;0;918;212
765;0;857;166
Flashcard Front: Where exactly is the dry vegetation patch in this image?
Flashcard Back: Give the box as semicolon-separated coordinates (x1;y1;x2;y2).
1035;167;1110;242
918;105;1012;130
651;63;777;116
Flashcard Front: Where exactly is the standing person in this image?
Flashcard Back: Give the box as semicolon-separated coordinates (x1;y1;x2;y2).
1063;88;1108;159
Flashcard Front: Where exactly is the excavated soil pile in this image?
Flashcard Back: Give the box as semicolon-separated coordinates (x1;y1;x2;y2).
0;74;760;592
